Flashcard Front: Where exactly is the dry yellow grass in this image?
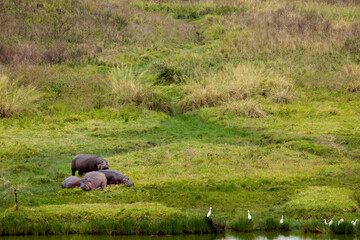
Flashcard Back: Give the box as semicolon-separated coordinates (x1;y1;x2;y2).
178;64;294;113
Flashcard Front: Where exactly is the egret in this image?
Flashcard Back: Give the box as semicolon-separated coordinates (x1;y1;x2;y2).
248;210;252;220
338;219;344;224
328;220;333;226
324;219;328;225
352;219;358;226
280;216;284;224
207;207;212;218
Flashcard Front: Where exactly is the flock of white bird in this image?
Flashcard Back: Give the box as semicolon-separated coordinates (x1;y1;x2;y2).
324;218;358;226
207;208;359;227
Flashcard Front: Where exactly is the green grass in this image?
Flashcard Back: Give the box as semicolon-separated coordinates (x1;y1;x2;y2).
1;0;360;236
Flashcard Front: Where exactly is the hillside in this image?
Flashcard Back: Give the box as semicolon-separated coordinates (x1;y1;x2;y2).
0;0;360;235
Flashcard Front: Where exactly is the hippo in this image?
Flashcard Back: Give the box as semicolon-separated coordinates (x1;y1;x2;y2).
80;171;107;191
71;154;109;176
98;170;134;187
62;176;81;188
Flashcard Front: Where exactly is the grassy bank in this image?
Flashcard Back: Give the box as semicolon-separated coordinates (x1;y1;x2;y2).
1;0;360;236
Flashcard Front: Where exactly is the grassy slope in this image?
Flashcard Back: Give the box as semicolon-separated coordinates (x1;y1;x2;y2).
1;0;360;234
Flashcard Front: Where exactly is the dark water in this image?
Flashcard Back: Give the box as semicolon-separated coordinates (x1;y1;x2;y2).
1;233;358;240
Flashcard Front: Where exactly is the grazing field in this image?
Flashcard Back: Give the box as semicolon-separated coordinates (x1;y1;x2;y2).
0;0;360;235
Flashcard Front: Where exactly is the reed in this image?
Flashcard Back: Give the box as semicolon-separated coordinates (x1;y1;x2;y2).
0;215;213;236
229;218;255;232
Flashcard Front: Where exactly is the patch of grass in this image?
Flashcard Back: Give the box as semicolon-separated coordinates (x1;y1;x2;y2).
178;64;295;113
133;2;238;20
303;220;326;233
0;75;42;117
230;218;254;232
329;221;355;234
284;187;358;218
0;204;213;235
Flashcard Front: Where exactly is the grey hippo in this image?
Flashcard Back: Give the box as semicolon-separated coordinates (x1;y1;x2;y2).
80;171;107;191
62;176;81;188
71;154;109;176
98;169;134;187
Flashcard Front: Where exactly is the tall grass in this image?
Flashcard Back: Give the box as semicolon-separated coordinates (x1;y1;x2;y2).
178;64;295;113
0;75;42;117
108;65;173;114
0;215;213;236
329;221;355;234
302;220;326;233
229;218;254;232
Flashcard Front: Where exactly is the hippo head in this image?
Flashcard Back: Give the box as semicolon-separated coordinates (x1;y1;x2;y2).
121;177;134;187
80;178;93;191
97;159;109;170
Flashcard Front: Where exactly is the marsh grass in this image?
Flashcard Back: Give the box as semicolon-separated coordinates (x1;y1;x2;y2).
329;221;355;234
229;218;255;232
0;214;212;236
302;220;326;233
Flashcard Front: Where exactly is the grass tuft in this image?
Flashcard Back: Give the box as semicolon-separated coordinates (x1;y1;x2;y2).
330;221;355;234
0;75;42;117
230;218;255;232
303;220;326;233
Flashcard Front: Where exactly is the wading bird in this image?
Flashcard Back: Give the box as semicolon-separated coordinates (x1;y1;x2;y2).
324;219;328;225
207;207;212;218
248;210;252;220
338;219;344;224
329;220;333;226
351;219;358;226
280;216;284;224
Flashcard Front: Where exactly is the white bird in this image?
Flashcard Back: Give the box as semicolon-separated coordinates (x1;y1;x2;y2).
207;207;212;218
338;219;344;224
352;219;358;226
328;220;333;226
324;219;328;225
248;210;252;220
280;216;284;224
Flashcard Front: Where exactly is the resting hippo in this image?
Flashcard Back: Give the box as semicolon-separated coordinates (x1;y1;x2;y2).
62;176;81;188
98;170;134;187
80;171;107;191
71;154;109;176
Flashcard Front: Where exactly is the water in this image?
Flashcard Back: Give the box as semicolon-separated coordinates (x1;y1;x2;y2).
1;232;359;240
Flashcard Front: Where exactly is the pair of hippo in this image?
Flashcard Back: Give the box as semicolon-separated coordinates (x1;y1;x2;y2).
62;154;134;191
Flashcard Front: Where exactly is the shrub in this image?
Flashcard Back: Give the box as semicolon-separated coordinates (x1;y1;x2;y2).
0;75;42;117
150;62;183;85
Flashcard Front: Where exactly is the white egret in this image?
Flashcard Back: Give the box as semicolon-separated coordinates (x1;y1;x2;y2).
338;219;344;224
324;219;328;225
280;216;284;224
329;220;333;226
352;219;358;226
248;210;252;220
207;207;212;218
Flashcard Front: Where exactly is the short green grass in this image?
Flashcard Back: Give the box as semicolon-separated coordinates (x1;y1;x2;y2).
1;0;360;236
